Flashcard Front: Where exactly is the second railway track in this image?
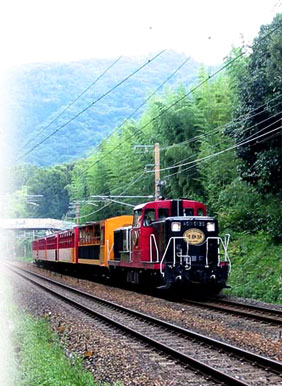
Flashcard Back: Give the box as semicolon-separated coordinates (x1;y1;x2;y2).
182;298;282;325
7;264;282;386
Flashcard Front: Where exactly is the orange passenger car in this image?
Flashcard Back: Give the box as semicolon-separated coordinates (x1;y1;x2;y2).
77;215;133;266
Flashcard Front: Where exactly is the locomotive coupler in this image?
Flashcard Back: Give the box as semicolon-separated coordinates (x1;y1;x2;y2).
158;263;191;290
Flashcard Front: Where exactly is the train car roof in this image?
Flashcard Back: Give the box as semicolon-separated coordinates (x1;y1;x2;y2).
153;216;215;222
133;199;205;211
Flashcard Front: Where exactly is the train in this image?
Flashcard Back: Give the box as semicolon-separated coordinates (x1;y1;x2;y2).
32;198;231;295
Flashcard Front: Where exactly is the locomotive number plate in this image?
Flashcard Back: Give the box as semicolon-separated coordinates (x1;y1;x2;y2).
184;228;205;245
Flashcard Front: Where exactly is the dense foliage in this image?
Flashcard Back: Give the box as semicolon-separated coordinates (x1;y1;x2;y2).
9;164;73;219
227;233;282;303
227;14;282;198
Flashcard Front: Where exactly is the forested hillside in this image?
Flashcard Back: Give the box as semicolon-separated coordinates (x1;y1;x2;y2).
10;51;202;166
10;15;282;303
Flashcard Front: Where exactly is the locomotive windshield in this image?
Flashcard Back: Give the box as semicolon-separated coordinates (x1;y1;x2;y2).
133;209;142;227
143;209;156;226
158;208;169;219
183;208;193;216
197;208;205;216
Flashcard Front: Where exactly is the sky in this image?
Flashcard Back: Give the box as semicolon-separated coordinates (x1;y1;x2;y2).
0;0;281;71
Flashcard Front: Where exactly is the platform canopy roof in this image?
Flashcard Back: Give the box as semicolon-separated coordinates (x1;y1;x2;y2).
0;218;75;231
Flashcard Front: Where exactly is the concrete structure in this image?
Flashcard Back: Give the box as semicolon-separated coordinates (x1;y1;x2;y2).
0;218;75;231
0;218;75;259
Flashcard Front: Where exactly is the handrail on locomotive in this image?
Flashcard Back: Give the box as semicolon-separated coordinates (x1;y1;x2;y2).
149;233;231;277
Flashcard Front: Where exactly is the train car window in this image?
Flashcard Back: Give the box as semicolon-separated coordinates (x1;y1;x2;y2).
94;224;100;237
158;208;169;219
197;208;204;216
100;227;105;245
133;209;142;227
183;208;193;216
143;209;156;227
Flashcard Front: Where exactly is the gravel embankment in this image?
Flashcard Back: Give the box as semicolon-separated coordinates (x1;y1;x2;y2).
10;268;216;386
12;262;282;363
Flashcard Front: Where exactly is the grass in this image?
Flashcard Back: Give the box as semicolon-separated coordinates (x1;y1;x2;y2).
14;314;97;386
13;255;33;262
0;273;17;386
224;232;282;304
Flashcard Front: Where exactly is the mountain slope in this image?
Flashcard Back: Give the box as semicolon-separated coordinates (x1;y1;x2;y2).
9;51;204;166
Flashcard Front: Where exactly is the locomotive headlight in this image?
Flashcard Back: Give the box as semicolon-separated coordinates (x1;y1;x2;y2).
171;222;181;232
207;222;215;232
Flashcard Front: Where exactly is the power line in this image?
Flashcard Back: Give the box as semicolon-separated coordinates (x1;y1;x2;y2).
75;53;245;180
19;56;122;153
68;170;148;221
74;56;192;179
162;120;282;179
154;105;282;173
69;109;282;221
155;96;282;172
164;124;282;181
160;93;282;152
152;115;282;173
74;19;282;182
57;21;282;220
83;116;280;215
16;50;166;162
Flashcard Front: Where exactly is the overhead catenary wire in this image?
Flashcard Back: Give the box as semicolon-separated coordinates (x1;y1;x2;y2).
16;49;166;163
69;170;148;221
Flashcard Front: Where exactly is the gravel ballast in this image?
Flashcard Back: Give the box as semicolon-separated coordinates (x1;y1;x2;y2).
10;268;217;386
16;262;282;362
8;261;282;385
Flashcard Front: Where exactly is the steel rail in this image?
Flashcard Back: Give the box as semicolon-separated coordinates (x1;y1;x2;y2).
8;265;282;385
212;297;282;316
183;298;282;325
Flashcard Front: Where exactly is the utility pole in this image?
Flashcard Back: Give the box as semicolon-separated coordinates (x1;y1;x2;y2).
154;142;160;201
75;202;80;224
134;143;162;201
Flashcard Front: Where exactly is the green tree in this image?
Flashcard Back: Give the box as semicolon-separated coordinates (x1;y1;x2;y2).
227;14;282;197
27;164;73;219
192;70;238;212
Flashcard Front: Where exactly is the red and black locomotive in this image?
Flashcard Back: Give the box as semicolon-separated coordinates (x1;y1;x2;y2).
33;198;231;295
110;198;230;294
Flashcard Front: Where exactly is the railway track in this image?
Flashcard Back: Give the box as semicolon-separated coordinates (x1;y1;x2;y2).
183;298;282;325
8;264;282;386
